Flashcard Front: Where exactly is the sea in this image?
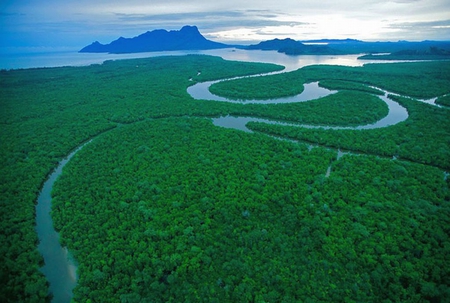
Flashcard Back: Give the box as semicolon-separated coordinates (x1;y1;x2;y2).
0;47;389;72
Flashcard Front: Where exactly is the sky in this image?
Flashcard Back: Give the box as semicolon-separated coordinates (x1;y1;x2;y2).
1;0;450;51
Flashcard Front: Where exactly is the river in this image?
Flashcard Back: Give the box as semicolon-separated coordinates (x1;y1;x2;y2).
187;74;409;132
36;143;90;302
33;49;421;303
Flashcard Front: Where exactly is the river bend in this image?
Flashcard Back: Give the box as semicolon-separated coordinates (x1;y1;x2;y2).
187;75;409;132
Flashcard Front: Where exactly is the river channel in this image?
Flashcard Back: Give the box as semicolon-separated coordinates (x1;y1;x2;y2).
36;144;90;302
35;51;422;302
187;77;409;133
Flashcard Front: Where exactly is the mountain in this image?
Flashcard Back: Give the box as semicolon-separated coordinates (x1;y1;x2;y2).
246;38;301;51
300;38;363;44
80;26;450;59
246;38;450;58
328;40;450;55
79;26;231;53
246;38;341;55
359;45;450;60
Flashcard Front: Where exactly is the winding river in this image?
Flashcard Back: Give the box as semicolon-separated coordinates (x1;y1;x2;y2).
36;143;90;302
35;52;434;302
188;78;409;133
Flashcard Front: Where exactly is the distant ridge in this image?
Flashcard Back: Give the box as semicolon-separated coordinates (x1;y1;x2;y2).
300;38;363;44
79;25;231;53
80;25;450;59
246;38;450;57
246;38;341;55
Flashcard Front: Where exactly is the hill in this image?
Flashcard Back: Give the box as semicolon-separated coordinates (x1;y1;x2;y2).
79;25;231;53
247;38;450;59
359;45;450;60
246;38;341;55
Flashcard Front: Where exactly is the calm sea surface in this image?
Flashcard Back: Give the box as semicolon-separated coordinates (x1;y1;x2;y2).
0;48;400;71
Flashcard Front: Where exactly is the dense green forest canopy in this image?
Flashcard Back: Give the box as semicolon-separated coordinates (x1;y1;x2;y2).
0;55;283;302
0;55;449;302
436;94;450;107
248;94;450;170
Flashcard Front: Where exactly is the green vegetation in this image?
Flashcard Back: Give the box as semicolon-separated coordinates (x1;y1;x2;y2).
1;54;449;302
0;55;283;302
300;62;450;99
318;80;384;95
436;94;450;107
211;61;450;99
52;118;450;302
52;118;335;302
248;94;450;169
229;91;389;126
209;71;304;100
209;75;383;101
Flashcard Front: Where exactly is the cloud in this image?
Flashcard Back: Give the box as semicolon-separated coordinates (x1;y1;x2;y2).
1;0;450;48
389;0;421;3
388;19;450;28
113;10;309;29
100;9;311;43
383;19;450;40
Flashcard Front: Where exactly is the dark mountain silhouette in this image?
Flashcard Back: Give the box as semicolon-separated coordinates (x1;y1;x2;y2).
246;38;341;55
246;38;450;58
79;25;231;53
80;25;450;60
246;38;301;50
300;38;363;44
359;45;450;60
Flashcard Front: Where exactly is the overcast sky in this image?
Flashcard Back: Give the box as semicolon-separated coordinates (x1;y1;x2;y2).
1;0;450;51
